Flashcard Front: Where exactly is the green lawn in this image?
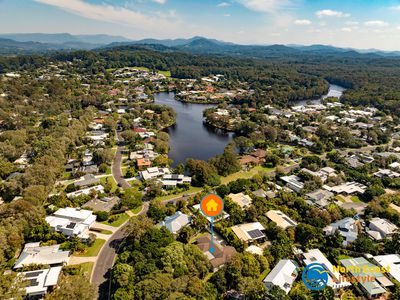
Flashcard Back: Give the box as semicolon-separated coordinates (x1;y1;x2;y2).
221;166;274;185
158;70;171;77
75;239;105;257
78;262;94;277
101;213;130;227
335;195;346;203
130;205;143;214
337;254;351;260
155;187;203;202
133;66;150;71
106;167;112;175
90;227;113;235
100;176;118;193
351;196;363;203
258;269;269;281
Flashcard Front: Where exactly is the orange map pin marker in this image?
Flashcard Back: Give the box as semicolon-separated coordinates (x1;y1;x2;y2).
200;194;224;253
200;194;224;218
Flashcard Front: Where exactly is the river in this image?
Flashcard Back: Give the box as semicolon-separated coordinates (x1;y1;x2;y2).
154;84;345;166
294;84;346;106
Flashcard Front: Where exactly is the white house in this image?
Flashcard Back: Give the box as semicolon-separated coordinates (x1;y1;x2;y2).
20;267;63;298
160;174;192;188
323;182;366;195
14;243;70;269
158;211;191;234
373;254;400;283
367;218;398;240
45;207;96;239
263;259;298;294
140;167;170;181
280;175;304;193
301;249;351;289
66;185;104;198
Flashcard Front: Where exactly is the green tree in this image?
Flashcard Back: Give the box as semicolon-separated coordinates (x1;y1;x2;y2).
45;275;96;300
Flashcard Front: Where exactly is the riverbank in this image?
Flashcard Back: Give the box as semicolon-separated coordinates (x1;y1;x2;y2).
175;97;224;105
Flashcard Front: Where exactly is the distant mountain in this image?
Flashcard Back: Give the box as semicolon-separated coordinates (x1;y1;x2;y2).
0;37;105;55
107;37;396;59
106;36;233;49
0;33;131;47
0;34;399;59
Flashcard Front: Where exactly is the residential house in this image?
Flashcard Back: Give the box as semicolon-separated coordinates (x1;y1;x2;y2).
83;196;120;212
324;182;367;195
346;155;364;168
158;211;191;234
305;189;334;208
389;162;400;170
324;217;358;246
367;218;398;241
266;210;298;230
280;175;304;193
340;257;392;299
196;234;236;270
374;169;400;179
231;222;266;243
65;159;80;173
228;193;252;209
66;185;104;198
252;188;276;199
300;249;351;289
239;155;259;167
263;259;298;294
373;254;400;284
74;174;100;188
14;243;70;269
45;207;97;239
129;149;158;161
160;174;192;189
138;131;156;139
19;267;63;298
140;167;170;181
136;158;152;170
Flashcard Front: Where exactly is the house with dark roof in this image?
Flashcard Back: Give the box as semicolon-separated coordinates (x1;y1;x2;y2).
196;234;236;270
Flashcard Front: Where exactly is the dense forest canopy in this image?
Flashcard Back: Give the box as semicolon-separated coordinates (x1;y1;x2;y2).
1;44;400;113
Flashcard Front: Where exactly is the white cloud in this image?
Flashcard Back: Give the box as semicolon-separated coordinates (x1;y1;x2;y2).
151;0;167;4
345;21;359;26
223;14;231;17
389;5;400;11
364;20;389;27
34;0;182;34
341;27;352;32
236;0;293;13
294;19;311;25
217;2;230;7
316;9;350;18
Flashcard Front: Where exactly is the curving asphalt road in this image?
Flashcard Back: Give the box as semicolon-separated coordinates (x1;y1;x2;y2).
92;203;149;300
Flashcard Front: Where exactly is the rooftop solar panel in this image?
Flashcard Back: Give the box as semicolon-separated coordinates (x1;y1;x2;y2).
247;229;264;239
66;222;76;229
25;271;43;278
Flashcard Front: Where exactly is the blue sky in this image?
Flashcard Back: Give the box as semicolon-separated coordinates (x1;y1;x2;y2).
2;0;400;50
